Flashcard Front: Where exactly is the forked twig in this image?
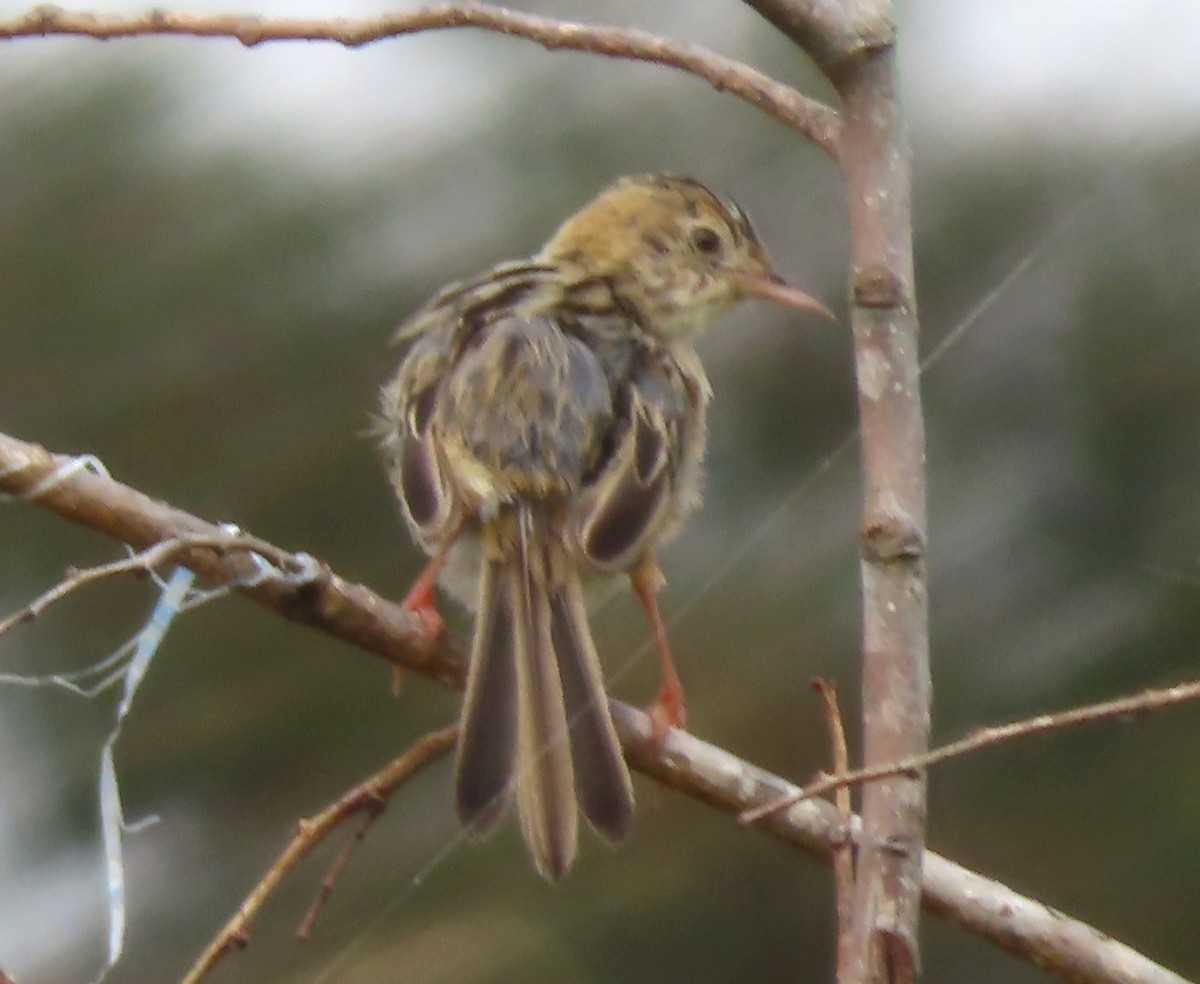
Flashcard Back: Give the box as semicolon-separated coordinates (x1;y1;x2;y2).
179;725;457;984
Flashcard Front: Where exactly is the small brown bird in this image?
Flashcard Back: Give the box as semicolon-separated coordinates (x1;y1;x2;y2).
380;174;829;880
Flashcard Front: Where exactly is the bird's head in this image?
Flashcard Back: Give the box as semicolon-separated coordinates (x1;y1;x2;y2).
540;174;830;341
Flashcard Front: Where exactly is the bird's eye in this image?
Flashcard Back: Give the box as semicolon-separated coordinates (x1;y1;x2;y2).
691;226;722;255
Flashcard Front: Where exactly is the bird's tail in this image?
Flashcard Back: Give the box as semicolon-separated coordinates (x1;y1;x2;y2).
455;505;633;880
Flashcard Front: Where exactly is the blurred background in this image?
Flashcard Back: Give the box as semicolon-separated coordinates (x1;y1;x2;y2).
2;1;1199;982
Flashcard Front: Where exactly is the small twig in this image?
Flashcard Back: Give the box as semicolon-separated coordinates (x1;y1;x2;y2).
813;678;855;981
0;533;312;640
180;725;457;984
295;809;377;941
742;678;1200;825
0;3;841;160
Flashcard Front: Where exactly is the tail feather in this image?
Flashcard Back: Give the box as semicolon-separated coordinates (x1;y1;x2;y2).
549;576;634;842
513;507;578;881
455;505;634;880
455;556;519;834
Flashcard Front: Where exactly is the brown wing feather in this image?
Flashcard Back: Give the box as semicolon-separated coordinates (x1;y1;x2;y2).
548;565;634;841
380;317;462;548
455;551;519;834
574;350;702;572
512;507;578;881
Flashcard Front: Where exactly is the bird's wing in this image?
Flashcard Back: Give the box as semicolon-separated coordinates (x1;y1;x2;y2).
379;314;463;548
389;261;563;345
573;347;706;573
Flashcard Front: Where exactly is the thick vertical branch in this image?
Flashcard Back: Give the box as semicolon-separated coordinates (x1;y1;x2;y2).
741;0;885;75
833;11;930;984
743;3;930;978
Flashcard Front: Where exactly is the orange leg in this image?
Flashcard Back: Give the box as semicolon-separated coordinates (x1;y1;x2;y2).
631;555;687;741
401;539;455;643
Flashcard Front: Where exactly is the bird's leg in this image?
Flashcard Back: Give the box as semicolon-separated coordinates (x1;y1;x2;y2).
401;536;456;643
631;554;687;741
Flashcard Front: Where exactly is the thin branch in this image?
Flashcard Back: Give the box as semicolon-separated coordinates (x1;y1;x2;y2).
0;533;312;639
0;3;841;161
743;679;1200;824
1;430;1190;984
813;679;856;983
179;725;457;984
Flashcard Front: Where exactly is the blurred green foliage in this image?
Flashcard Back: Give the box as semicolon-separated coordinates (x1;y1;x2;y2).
2;25;1199;984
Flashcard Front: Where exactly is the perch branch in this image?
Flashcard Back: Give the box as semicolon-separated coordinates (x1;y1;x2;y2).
0;2;841;160
0;430;465;688
179;725;457;984
1;429;1189;984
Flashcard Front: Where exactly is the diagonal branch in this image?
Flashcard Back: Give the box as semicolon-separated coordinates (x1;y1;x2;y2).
0;3;841;160
1;429;1190;984
0;430;466;688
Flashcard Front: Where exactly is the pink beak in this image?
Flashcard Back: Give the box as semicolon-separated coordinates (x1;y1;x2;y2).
743;275;834;320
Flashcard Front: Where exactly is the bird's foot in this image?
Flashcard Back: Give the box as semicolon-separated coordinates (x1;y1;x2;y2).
400;579;445;643
645;685;688;744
